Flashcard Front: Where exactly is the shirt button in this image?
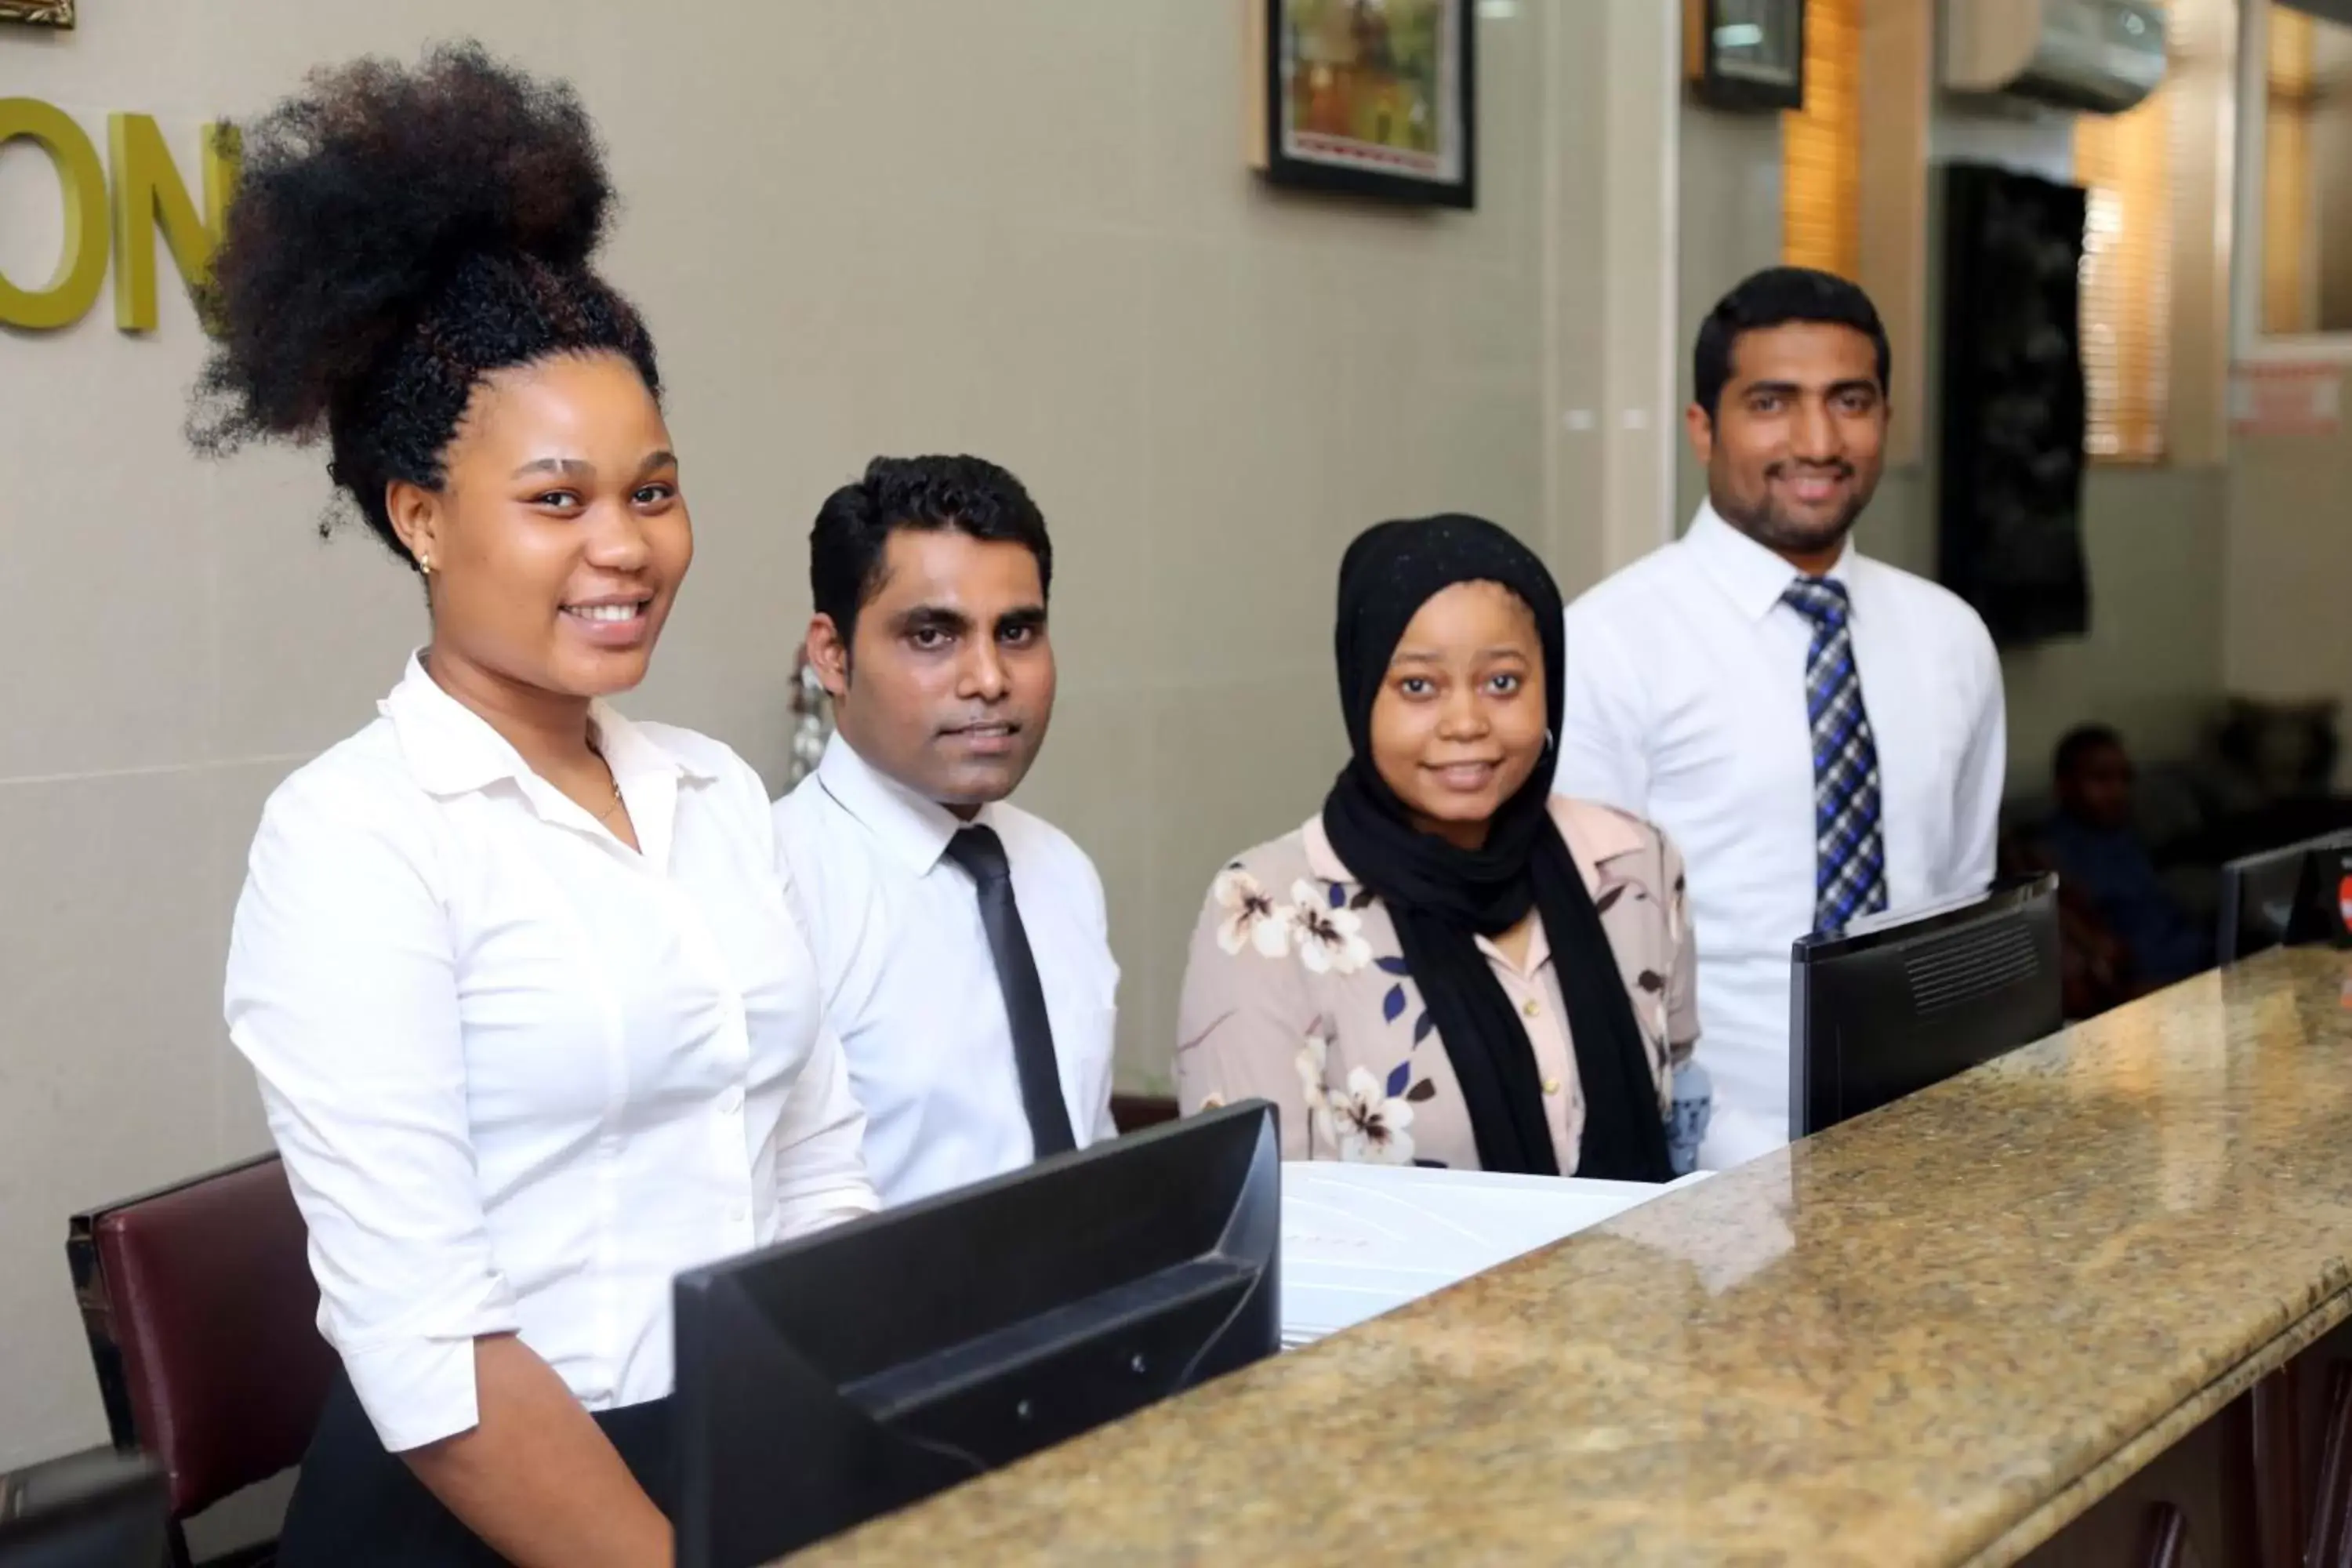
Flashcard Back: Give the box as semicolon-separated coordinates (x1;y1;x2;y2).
728;1202;749;1223
1523;999;1541;1018
720;1086;743;1114
1543;1077;1563;1095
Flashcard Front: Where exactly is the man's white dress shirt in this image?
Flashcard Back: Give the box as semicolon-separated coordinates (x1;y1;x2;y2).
225;656;877;1452
1556;503;2005;1167
772;735;1119;1206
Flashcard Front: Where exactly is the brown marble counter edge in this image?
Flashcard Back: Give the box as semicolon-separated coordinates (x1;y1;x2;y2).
1962;1278;2352;1567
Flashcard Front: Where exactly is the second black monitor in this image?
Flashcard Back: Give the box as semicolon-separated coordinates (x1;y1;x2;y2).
2219;830;2352;963
1790;876;2062;1141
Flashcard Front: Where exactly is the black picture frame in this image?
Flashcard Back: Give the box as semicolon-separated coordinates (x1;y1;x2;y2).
0;0;75;24
1693;0;1805;114
1937;163;2091;648
1256;0;1476;210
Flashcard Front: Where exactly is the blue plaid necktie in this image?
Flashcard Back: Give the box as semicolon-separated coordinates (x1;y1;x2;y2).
1783;578;1888;932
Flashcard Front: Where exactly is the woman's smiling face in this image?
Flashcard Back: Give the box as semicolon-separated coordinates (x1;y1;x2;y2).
1367;579;1548;850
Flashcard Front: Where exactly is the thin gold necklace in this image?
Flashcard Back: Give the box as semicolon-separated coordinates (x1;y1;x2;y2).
586;731;626;825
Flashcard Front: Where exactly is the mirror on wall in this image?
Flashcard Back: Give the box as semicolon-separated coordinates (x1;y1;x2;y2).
2246;1;2352;341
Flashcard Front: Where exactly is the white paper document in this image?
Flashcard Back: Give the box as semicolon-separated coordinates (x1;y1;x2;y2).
1279;1162;1710;1348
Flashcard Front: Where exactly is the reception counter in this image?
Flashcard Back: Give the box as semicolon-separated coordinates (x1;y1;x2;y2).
786;946;2352;1565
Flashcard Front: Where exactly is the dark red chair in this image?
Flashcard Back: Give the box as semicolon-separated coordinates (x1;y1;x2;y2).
67;1153;336;1567
1109;1094;1180;1135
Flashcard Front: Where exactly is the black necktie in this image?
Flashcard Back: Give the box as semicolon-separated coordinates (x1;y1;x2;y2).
942;825;1077;1160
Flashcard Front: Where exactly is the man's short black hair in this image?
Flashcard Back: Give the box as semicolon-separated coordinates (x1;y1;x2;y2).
1693;267;1892;420
809;455;1052;644
2053;723;2126;782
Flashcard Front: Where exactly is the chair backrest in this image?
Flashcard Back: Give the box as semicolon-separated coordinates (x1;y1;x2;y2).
66;1154;336;1520
1108;1094;1178;1135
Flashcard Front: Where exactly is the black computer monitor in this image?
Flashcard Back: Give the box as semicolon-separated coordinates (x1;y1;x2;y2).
672;1100;1281;1568
2219;830;2352;963
1789;875;2061;1141
0;1449;166;1568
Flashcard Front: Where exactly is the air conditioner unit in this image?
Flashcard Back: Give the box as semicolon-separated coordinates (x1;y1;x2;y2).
1944;0;2167;114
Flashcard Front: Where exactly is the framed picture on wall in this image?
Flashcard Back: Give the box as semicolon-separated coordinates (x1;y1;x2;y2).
1938;163;2090;646
1249;0;1475;209
0;1;75;25
1686;0;1804;112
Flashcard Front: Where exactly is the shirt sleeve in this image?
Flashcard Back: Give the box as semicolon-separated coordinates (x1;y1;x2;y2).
755;774;880;1236
1555;601;1653;812
769;793;842;1012
1082;851;1122;1144
223;771;518;1454
1951;619;2008;898
1655;826;1713;1175
771;1023;880;1238
1660;829;1700;1069
1174;862;1323;1160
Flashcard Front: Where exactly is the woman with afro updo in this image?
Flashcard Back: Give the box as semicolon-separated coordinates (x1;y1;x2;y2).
202;45;876;1566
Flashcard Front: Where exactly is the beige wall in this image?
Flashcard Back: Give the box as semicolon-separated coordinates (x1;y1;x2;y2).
2222;366;2352;768
2229;9;2352;766
1867;470;2231;791
0;1;1690;1467
1673;100;1784;525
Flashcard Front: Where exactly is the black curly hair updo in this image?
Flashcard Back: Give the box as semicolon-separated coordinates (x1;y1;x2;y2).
190;42;660;568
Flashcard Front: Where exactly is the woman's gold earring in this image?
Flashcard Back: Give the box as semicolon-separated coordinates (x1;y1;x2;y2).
417;554;433;577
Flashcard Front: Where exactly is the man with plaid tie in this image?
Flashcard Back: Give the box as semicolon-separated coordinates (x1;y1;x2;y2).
1555;269;2006;1170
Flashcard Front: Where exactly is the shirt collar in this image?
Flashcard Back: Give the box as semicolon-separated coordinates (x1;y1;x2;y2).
380;652;718;799
1682;499;1859;622
814;731;991;877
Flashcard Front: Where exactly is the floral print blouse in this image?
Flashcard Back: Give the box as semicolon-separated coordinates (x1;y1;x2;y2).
1175;797;1699;1174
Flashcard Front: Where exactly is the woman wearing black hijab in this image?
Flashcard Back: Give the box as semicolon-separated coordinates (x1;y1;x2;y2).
1176;515;1700;1179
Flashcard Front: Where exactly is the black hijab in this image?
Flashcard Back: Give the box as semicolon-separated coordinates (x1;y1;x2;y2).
1321;514;1671;1181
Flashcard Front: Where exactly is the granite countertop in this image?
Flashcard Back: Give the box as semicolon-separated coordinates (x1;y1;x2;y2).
786;947;2352;1566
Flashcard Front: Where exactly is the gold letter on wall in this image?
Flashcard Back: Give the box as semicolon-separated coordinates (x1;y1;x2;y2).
0;96;108;331
109;112;238;332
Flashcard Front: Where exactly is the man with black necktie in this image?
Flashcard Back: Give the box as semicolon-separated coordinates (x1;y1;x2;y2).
772;455;1119;1205
1555;270;2006;1170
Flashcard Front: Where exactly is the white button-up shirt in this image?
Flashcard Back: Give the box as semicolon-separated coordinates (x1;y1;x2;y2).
1556;503;2005;1167
772;735;1120;1207
224;657;876;1453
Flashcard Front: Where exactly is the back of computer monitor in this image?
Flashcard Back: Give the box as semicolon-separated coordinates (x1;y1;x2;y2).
673;1101;1280;1568
1790;876;2061;1141
2221;831;2352;962
0;1450;167;1568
